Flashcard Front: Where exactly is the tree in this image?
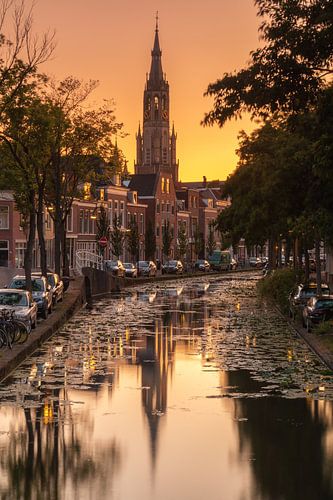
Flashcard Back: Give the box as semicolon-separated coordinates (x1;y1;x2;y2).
127;216;139;262
177;223;188;261
206;222;216;257
42;78;123;275
110;215;124;259
203;0;333;127
95;205;110;256
145;219;156;261
162;220;173;261
193;225;204;259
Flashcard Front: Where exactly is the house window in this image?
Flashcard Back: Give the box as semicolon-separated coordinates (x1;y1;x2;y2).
0;240;8;267
156;200;160;214
166;203;170;213
156;225;160;237
166;179;170;194
140;213;144;234
45;211;52;231
80;210;84;233
161;202;165;213
66;208;73;233
0;206;9;229
83;210;89;234
161;177;165;193
171;203;174;214
15;241;26;268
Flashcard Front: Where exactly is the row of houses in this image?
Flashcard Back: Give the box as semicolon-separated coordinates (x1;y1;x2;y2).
0;174;228;272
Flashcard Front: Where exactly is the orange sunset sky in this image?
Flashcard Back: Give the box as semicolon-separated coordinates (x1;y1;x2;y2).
30;0;261;181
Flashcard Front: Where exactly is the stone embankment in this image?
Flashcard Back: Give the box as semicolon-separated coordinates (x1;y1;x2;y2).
284;313;333;371
0;277;85;382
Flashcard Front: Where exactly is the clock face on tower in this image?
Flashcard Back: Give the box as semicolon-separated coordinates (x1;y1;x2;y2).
162;110;168;120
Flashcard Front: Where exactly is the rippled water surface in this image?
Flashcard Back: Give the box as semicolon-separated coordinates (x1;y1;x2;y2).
0;272;333;500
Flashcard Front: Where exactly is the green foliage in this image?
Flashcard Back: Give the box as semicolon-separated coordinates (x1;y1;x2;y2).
177;223;188;260
203;0;333;126
162;220;173;259
145;219;156;261
257;268;300;314
206;222;217;256
96;205;110;255
110;215;124;259
313;321;333;336
127;216;139;262
193;225;204;259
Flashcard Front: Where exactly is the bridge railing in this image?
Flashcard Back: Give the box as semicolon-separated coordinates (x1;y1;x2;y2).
75;250;104;275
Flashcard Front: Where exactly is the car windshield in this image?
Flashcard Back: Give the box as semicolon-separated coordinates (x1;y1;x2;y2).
197;260;205;264
138;261;149;268
316;300;333;309
106;261;118;267
302;287;329;298
124;263;133;269
10;278;44;292
0;292;27;306
168;261;177;265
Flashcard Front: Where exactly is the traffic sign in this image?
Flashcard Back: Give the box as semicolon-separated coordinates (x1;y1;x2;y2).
99;236;108;247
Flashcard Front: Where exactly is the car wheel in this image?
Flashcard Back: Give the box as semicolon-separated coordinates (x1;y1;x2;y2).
41;307;48;320
27;319;32;334
32;317;37;329
48;302;52;314
306;319;311;332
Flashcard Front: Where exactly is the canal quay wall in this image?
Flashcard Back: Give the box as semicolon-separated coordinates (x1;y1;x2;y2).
278;309;333;371
0;277;86;383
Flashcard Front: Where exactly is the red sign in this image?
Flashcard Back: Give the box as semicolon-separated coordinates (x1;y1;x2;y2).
99;236;108;247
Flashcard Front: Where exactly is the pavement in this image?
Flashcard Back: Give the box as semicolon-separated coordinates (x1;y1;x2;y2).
0;277;85;383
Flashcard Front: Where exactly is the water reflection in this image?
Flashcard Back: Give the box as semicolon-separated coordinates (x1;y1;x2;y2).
0;275;332;499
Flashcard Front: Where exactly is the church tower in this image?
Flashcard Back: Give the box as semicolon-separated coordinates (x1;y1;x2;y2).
135;16;179;183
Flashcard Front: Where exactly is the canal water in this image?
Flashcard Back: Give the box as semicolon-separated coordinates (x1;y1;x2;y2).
0;272;333;500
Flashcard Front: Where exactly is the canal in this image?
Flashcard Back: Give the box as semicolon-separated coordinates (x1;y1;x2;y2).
0;272;333;500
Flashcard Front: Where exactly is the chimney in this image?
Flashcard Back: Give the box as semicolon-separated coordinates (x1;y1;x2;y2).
203;176;207;187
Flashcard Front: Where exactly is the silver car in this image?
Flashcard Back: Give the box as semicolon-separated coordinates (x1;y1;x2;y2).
0;289;37;332
9;275;52;319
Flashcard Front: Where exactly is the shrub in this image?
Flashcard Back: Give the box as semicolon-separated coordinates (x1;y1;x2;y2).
313;320;333;335
257;268;301;314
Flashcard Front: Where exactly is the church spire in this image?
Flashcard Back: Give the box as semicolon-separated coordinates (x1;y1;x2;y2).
147;13;165;90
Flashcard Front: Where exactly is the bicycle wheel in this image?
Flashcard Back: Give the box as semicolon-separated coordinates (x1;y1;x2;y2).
0;328;6;348
12;320;29;345
4;322;17;345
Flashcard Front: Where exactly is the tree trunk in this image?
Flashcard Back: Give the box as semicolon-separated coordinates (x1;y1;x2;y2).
268;238;274;270
315;239;322;294
277;239;282;268
24;191;36;293
297;238;303;272
54;217;62;276
37;188;47;277
304;248;310;282
62;225;70;277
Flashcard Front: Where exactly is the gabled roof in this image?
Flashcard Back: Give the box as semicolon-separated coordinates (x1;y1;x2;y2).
129;174;158;197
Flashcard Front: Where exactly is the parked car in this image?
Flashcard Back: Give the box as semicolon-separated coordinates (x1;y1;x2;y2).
137;261;157;277
302;295;333;331
249;257;262;268
230;258;238;270
0;289;37;332
162;260;183;275
123;263;138;278
8;275;52;319
32;272;64;305
194;260;210;272
289;282;330;319
104;260;125;277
